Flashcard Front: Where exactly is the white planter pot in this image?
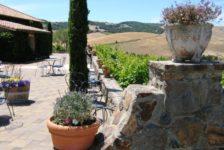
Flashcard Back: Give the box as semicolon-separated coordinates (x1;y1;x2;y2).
165;23;213;62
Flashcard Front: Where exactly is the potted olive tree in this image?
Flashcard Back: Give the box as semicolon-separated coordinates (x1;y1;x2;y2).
162;0;222;62
47;91;100;150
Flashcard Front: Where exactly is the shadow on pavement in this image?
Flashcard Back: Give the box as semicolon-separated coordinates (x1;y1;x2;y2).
0;115;11;127
8;99;35;106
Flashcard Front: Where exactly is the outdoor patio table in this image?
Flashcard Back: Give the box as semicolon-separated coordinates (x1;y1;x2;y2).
45;58;60;75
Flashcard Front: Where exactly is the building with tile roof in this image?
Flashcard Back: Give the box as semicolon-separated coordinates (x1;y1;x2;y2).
0;4;52;62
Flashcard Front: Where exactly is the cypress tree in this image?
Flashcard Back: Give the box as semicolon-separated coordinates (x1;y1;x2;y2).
47;22;53;55
68;0;89;91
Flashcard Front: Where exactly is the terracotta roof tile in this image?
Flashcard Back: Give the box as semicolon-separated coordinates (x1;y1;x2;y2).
0;19;50;33
0;4;43;23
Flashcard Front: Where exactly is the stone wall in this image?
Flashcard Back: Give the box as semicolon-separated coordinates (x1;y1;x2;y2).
91;60;224;150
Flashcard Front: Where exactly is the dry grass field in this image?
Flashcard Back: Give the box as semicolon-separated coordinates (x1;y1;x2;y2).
88;27;224;57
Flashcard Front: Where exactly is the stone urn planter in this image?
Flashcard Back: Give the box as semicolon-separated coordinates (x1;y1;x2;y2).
47;117;100;150
165;23;213;62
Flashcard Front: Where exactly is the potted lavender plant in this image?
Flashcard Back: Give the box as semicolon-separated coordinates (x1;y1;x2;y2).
47;91;100;150
162;0;222;62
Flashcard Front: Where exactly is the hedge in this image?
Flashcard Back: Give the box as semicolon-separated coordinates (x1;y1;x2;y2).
0;30;51;62
96;45;167;88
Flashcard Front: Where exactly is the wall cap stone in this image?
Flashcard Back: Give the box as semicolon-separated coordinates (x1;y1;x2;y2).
149;60;224;72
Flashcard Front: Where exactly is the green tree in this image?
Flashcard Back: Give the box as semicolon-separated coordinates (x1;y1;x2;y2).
47;22;53;55
53;29;68;52
68;0;89;91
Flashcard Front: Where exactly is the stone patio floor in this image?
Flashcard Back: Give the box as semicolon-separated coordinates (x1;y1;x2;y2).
0;53;71;150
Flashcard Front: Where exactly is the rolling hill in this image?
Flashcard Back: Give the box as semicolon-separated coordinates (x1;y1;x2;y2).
88;27;224;57
51;21;164;34
52;21;224;57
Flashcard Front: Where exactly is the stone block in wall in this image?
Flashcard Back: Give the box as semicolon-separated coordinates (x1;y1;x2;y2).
207;125;224;146
206;104;224;126
93;84;165;149
101;77;123;106
92;61;224;150
170;117;205;148
122;84;165;125
139;100;157;121
149;61;224;115
131;124;167;150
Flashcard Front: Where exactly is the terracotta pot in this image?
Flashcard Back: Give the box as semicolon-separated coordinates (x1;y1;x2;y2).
47;117;100;150
4;85;30;101
165;23;213;62
102;66;110;78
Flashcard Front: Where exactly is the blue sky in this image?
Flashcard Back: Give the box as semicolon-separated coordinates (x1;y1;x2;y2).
0;0;223;25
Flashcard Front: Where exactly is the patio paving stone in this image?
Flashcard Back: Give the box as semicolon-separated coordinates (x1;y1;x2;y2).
0;54;68;150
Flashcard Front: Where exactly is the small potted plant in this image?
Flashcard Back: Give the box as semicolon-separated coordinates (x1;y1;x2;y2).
162;0;222;62
47;91;100;150
102;65;111;78
1;78;30;102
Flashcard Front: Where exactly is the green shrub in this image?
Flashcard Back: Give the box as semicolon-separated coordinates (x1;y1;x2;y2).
53;28;68;44
53;91;94;126
53;42;67;53
0;32;14;61
221;74;224;88
0;32;14;39
0;30;51;62
0;31;34;62
96;45;167;88
202;55;219;61
202;55;224;88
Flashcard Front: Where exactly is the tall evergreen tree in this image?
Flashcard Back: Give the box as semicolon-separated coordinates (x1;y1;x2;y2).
47;22;53;55
68;0;89;91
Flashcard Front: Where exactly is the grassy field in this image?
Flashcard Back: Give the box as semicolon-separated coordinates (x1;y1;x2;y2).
88;27;224;57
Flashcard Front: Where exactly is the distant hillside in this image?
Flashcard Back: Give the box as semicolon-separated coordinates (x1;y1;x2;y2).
51;21;164;34
88;26;224;57
89;21;164;34
52;22;67;30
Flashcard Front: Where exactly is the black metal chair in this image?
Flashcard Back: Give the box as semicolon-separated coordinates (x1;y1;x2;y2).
65;72;88;93
0;73;14;120
65;72;114;121
0;89;15;121
88;72;115;121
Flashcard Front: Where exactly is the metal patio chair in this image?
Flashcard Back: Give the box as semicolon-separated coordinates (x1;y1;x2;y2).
52;56;66;75
35;61;49;77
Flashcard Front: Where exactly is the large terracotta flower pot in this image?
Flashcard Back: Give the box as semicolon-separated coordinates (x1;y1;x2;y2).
165;23;213;62
47;117;100;150
4;85;30;101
